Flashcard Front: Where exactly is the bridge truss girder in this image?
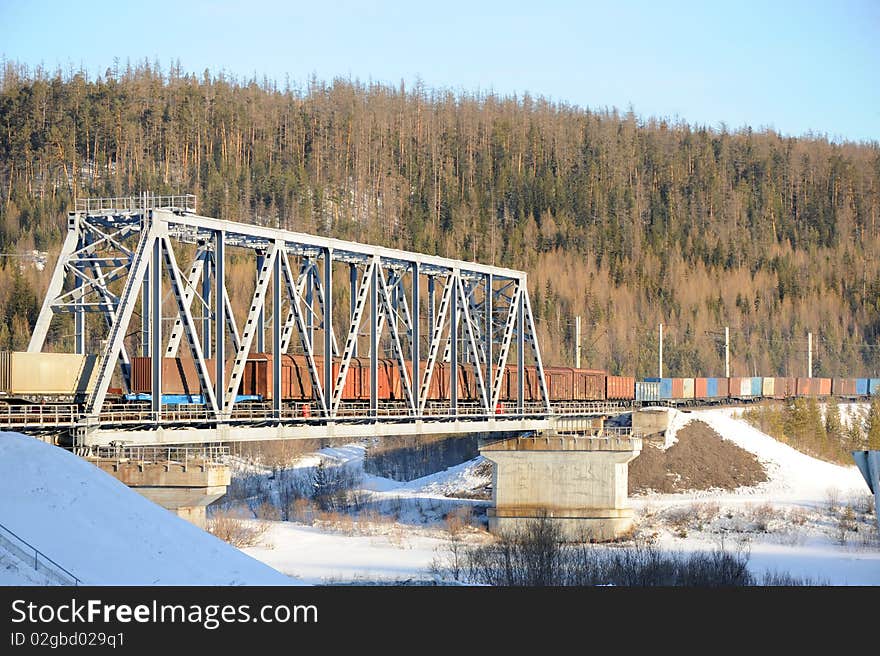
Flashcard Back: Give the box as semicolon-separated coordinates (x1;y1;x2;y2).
29;197;551;432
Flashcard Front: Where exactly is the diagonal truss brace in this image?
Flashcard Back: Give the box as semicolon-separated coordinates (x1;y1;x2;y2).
455;276;490;413
223;243;280;412
159;236;219;415
331;260;375;414
279;251;328;417
86;226;157;416
165;246;208;356
419;275;454;415
490;282;522;411
377;266;415;413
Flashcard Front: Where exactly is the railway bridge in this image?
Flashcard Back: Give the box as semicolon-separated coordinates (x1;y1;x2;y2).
15;195;642;537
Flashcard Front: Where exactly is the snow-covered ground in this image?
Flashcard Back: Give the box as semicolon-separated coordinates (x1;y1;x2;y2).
3;404;877;586
631;407;879;585
0;433;297;586
239;407;879;585
240;446;491;584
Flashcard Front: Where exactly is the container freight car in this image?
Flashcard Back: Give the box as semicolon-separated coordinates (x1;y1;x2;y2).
0;352;100;396
497;365;542;402
573;369;607;401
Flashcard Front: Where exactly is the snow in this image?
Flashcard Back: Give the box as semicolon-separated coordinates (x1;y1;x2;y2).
694;407;866;502
0;432;297;586
5;402;878;586
238;407;879;585
244;523;449;585
629;407;879;585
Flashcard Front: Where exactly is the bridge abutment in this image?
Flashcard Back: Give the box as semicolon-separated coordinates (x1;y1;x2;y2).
91;456;230;529
481;434;642;542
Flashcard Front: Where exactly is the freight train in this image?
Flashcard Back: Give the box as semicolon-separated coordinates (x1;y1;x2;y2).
0;351;877;407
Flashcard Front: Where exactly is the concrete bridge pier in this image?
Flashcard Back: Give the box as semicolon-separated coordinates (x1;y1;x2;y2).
480;433;642;542
91;455;231;529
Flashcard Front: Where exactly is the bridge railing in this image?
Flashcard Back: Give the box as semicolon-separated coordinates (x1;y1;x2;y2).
75;195;197;214
0;521;81;586
91;445;230;465
0;404;79;426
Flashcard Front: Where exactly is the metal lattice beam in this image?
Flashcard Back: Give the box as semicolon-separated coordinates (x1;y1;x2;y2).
29;198;550;437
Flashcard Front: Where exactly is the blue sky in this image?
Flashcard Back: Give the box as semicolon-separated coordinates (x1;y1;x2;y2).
1;0;878;142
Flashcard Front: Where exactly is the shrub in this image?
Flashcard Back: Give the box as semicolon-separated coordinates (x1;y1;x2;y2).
208;510;269;548
429;515;813;586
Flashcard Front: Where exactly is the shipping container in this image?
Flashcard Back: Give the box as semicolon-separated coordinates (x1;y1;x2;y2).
796;377;831;396
762;377;775;397
681;378;695;399
636;381;660;402
869;379;880;396
695;378;709;399
728;377;742;397
796;377;811;396
786;377;798;397
832;378;857;397
657;378;673;399
773;377;797;398
705;377;718;398
856;379;869;396
671;378;684;399
0;352;99;396
750;377;763;397
606;375;635;400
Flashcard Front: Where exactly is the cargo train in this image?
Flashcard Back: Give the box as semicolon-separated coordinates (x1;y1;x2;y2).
0;351;877;408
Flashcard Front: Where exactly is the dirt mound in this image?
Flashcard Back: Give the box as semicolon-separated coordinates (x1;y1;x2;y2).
629;420;767;495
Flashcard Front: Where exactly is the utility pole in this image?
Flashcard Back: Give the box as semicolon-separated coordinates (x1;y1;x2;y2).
725;326;730;378
575;315;581;369
659;323;663;378
808;331;813;378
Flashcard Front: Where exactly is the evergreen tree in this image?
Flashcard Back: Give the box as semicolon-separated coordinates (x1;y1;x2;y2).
825;401;843;453
825;401;842;440
867;396;880;451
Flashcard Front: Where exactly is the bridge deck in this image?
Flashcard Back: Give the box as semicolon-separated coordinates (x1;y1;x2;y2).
0;400;632;446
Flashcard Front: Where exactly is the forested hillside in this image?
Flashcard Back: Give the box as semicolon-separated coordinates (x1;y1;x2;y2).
1;61;879;376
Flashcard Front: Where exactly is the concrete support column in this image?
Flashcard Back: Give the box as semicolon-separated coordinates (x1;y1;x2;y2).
481;434;642;542
92;458;231;529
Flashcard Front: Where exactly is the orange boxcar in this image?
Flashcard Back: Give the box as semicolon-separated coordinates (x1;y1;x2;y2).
606;375;635;400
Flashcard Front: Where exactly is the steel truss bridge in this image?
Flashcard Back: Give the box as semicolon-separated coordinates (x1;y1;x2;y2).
24;195;626;447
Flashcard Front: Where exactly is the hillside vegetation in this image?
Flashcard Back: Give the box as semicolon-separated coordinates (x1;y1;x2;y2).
1;61;879;376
